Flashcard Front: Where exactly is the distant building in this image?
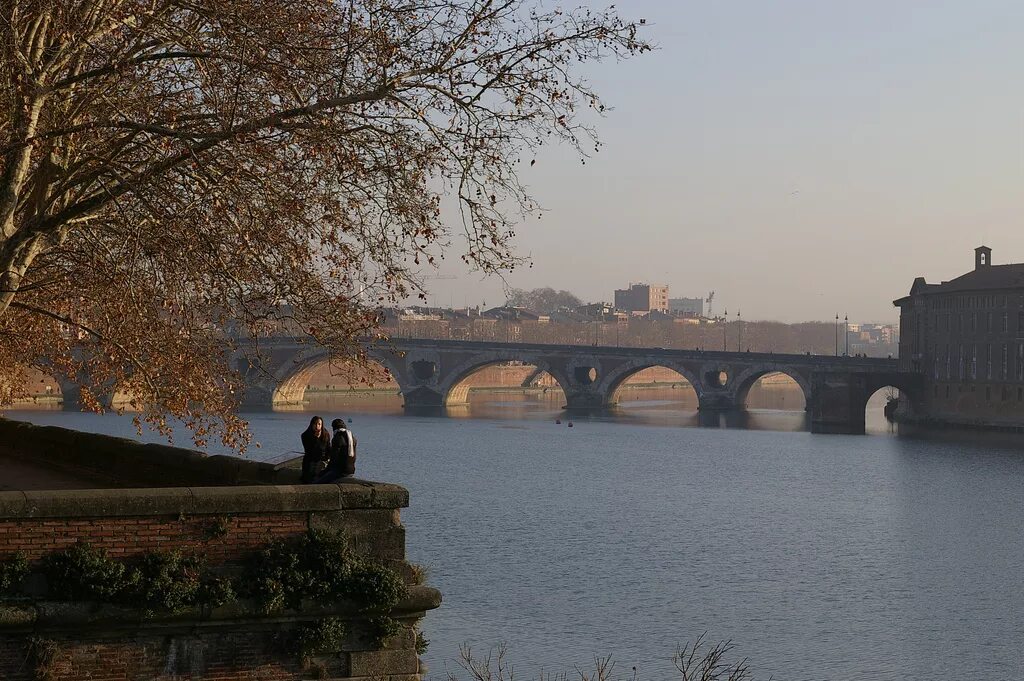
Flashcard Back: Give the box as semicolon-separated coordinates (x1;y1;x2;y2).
668;297;704;317
614;283;669;314
893;245;1024;429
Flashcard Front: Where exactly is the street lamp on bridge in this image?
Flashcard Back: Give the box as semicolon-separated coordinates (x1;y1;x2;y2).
834;313;839;357
844;314;849;357
723;309;729;351
737;309;742;352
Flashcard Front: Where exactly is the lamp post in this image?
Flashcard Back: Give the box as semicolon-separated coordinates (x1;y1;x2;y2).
737;309;742;352
723;309;728;351
844;314;849;356
835;313;839;357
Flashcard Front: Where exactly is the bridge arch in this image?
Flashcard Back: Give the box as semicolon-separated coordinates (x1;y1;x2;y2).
439;355;569;407
600;360;703;407
863;378;922;427
271;347;402;408
730;366;812;411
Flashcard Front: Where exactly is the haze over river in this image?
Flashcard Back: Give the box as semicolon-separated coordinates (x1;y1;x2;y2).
12;389;1024;681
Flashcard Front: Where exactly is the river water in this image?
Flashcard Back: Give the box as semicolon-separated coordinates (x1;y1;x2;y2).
9;392;1024;681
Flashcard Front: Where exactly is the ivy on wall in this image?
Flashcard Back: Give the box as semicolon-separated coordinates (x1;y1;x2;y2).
0;552;28;594
241;530;408;645
1;530;408;649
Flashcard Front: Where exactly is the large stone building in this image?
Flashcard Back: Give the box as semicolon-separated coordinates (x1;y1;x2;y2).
614;283;669;314
894;246;1024;428
668;297;704;317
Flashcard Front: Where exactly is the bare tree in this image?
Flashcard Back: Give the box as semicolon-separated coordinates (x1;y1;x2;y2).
0;0;649;448
445;637;760;681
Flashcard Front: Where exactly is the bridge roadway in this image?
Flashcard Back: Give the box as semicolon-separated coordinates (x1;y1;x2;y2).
240;338;921;435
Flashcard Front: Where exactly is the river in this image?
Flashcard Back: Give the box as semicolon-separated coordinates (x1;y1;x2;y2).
9;392;1024;681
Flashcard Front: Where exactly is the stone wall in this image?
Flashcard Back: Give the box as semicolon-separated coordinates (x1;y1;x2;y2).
0;423;440;680
0;418;300;487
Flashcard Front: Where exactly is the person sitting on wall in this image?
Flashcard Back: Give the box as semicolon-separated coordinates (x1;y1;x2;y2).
300;416;331;484
314;418;357;483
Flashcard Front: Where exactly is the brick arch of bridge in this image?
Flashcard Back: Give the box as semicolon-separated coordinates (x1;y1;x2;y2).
270;348;403;406
438;354;571;407
729;365;813;410
598;360;704;407
809;371;924;434
861;374;923;417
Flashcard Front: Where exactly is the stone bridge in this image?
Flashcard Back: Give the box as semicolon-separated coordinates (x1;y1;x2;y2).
237;338;922;435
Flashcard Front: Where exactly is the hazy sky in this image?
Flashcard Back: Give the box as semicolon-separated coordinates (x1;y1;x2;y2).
416;1;1024;323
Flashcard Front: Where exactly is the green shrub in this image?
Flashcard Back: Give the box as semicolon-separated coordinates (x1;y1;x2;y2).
364;615;403;646
197;577;235;609
296;617;347;658
241;530;408;646
42;543;135;601
0;553;29;594
415;629;430;655
341;562;408;614
129;551;203;614
39;543;234;614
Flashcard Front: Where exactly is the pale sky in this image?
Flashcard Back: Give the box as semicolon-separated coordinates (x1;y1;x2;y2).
417;1;1024;323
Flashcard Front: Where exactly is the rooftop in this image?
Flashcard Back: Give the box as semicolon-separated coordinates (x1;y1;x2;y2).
895;246;1024;304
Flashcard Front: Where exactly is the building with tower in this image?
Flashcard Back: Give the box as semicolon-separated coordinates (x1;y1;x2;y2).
894;245;1024;429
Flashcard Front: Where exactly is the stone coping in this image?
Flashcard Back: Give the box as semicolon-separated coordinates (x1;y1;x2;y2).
0;480;409;519
0;586;442;632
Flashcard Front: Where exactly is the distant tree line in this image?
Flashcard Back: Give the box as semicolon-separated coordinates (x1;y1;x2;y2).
504;288;582;314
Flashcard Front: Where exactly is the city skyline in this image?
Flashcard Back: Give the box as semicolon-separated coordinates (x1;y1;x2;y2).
415;0;1024;323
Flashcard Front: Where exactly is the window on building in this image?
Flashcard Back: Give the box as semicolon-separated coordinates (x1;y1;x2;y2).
959;345;965;380
987;344;993;380
988;312;993;333
1018;343;1024;381
1002;313;1009;333
971;344;977;379
1018;311;1024;333
971;312;977;332
1002;343;1009;379
945;344;950;379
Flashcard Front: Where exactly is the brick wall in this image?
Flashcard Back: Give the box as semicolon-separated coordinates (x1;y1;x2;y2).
0;479;438;680
0;512;309;563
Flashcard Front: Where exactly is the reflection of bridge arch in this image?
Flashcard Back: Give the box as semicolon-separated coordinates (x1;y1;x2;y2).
438;356;569;407
600;360;701;406
731;367;811;410
271;348;402;407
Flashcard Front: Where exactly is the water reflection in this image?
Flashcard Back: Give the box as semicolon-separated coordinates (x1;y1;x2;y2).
306;385;824;433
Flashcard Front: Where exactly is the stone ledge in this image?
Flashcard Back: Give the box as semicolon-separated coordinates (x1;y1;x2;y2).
0;481;409;519
0;586;442;633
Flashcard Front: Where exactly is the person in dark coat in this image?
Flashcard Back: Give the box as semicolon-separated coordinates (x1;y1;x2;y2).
300;416;331;483
314;418;357;483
